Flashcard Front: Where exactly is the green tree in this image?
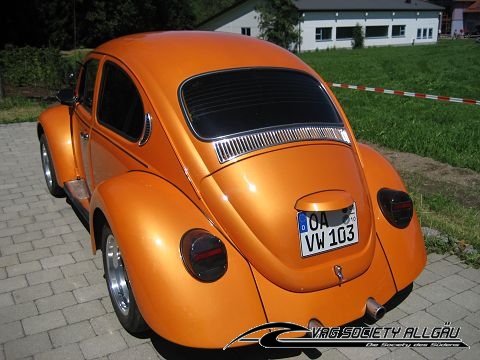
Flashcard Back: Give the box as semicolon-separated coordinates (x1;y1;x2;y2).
0;0;46;48
191;0;236;24
2;0;199;50
352;23;364;49
160;0;196;30
75;0;195;48
256;0;302;51
37;0;76;49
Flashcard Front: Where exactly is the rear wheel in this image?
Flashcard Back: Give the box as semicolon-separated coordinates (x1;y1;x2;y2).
101;222;148;334
39;134;64;197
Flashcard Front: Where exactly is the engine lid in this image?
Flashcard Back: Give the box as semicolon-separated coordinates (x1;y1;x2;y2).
200;143;377;292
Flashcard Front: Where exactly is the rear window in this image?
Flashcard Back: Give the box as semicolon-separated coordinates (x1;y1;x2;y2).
180;68;342;140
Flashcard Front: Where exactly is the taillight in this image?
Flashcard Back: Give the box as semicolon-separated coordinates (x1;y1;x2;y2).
180;229;227;282
377;188;413;229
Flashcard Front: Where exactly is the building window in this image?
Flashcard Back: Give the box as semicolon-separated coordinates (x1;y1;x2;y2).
241;27;251;36
417;28;433;39
392;25;406;37
315;27;332;41
365;26;388;38
336;27;355;39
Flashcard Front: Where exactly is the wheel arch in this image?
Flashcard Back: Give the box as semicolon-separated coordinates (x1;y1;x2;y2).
92;208;107;253
37;105;77;186
88;171;266;348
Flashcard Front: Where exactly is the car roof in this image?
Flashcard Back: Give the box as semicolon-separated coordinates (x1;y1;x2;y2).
92;31;316;89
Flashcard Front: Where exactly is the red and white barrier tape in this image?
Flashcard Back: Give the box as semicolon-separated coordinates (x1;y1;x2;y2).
327;82;480;106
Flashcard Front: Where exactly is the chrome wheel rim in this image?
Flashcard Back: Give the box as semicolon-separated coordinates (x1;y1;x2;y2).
105;234;130;316
40;142;53;189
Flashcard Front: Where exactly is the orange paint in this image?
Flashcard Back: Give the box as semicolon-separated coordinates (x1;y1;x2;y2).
38;31;426;348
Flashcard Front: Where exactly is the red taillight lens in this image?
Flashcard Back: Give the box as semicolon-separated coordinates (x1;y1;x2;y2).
377;188;413;229
180;229;227;282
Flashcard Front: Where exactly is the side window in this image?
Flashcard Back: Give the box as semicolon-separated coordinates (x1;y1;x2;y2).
77;59;99;112
97;62;144;141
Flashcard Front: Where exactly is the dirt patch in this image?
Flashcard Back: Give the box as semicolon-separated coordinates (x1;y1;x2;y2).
368;143;480;209
373;143;480;266
3;85;57;101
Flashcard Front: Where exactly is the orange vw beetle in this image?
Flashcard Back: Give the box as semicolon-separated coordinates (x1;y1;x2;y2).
37;31;426;348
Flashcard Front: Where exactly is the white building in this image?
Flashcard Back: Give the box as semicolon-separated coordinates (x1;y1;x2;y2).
198;0;444;51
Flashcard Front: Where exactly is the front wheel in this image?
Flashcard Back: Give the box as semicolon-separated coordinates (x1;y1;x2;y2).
101;223;148;334
39;134;65;197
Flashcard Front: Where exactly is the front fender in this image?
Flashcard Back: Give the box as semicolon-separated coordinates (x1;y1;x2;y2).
357;144;426;291
37;105;76;186
89;171;266;348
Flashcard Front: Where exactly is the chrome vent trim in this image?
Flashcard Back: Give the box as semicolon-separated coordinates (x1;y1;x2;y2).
138;113;152;147
213;126;351;164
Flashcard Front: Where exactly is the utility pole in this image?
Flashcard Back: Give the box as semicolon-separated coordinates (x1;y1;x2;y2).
73;0;77;49
0;70;4;102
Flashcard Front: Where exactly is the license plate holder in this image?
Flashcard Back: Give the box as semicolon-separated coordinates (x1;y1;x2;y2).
297;203;359;257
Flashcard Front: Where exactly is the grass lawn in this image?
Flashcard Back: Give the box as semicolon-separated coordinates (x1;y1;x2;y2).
301;39;480;266
300;38;480;172
0;96;51;124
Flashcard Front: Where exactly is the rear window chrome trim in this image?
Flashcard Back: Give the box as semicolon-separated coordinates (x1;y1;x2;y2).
213;125;351;164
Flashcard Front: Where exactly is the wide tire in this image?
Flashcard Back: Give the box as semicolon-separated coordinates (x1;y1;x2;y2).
39;134;65;197
101;222;148;334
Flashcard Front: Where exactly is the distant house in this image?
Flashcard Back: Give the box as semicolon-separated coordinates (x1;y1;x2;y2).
430;0;480;36
197;0;445;51
451;0;480;35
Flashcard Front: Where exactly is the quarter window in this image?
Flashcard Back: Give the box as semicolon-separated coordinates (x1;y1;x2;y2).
77;60;99;112
97;62;144;141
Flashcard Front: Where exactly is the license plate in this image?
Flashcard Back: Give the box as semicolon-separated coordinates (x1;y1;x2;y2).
297;203;359;257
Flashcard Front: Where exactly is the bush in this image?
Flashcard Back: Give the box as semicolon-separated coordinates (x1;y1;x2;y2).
0;46;74;89
352;23;364;49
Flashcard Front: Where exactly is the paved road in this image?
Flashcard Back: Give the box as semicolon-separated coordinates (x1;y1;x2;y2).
1;122;479;360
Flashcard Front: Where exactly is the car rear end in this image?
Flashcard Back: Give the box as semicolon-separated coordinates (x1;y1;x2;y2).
178;66;419;328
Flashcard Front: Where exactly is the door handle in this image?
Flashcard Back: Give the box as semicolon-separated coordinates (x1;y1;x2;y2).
80;131;89;140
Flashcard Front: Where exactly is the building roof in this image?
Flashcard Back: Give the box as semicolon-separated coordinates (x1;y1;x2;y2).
465;0;480;12
295;0;444;11
197;0;444;28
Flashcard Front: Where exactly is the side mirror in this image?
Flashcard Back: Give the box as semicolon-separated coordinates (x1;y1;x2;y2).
56;88;77;106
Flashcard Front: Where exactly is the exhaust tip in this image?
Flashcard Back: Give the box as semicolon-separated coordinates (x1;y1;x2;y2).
306;319;323;337
366;297;386;320
308;318;323;330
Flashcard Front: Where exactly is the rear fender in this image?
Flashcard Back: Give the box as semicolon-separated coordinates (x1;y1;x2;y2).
357;144;426;291
89;171;266;348
37;105;77;186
